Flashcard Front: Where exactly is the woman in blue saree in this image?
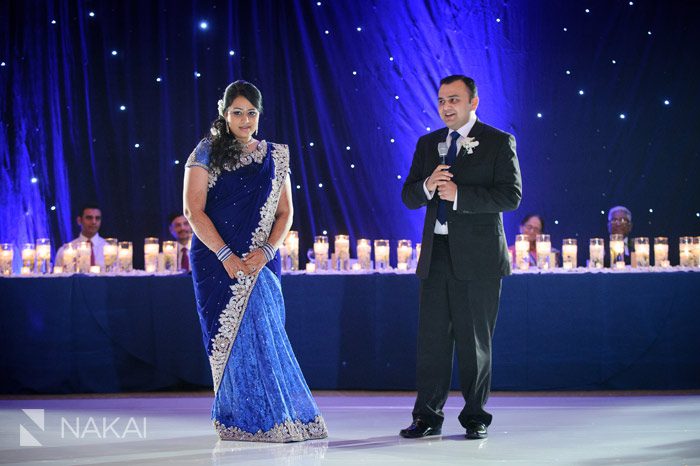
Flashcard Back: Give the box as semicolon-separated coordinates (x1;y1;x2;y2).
183;81;327;442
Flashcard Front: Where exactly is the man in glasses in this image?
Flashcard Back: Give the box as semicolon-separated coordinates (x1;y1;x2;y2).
608;206;633;257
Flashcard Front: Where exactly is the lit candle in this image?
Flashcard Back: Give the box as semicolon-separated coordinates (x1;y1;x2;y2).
693;237;700;268
21;244;35;271
653;237;669;267
536;234;551;270
89;265;101;274
162;240;177;273
77;241;91;273
610;234;625;268
357;239;372;270
589;238;604;268
0;244;13;276
144;237;159;272
103;238;118;272
118;241;133;272
285;231;299;271
562;239;577;270
53;266;63;274
305;262;316;273
351;262;361;271
397;262;408;271
633;237;650;268
21;266;31;275
335;235;350;271
397;239;412;267
374;239;390;270
515;234;529;270
679;237;694;267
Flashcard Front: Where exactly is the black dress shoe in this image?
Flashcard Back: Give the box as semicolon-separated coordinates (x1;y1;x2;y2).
399;419;441;438
465;421;488;439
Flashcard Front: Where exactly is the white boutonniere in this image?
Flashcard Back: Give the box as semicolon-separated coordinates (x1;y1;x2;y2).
458;136;479;155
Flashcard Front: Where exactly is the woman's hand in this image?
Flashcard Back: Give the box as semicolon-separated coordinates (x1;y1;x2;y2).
242;249;267;275
222;254;249;279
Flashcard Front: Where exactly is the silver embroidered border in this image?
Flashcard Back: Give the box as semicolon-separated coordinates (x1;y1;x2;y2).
208;143;289;394
215;416;328;443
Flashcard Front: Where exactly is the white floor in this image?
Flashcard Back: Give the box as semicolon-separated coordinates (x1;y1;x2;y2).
1;392;699;465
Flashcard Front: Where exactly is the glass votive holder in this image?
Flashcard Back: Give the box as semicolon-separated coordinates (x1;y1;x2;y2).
562;238;577;270
285;231;299;271
162;240;178;273
374;239;390;270
21;243;36;272
536;234;551;270
144;237;160;272
62;242;77;273
103;238;118;273
589;238;604;268
416;243;421;264
335;235;350;271
77;240;92;273
609;234;625;268
679;236;694;267
515;234;530;270
397;239;412;269
694;237;700;268
653;237;669;267
313;235;329;271
633;237;650;268
357;238;372;270
118;241;133;272
35;238;51;274
0;243;13;276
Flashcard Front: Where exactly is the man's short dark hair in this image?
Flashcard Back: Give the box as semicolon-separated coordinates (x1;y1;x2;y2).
168;212;186;225
78;203;101;217
440;75;478;99
520;213;545;233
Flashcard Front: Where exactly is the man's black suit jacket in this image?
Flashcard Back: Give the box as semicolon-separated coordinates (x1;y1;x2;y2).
401;119;522;281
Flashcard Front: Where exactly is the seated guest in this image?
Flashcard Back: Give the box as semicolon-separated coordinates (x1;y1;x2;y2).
607;206;633;257
508;213;559;267
168;212;193;271
56;204;106;268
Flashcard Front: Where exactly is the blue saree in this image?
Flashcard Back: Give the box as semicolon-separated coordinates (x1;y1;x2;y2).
186;139;327;442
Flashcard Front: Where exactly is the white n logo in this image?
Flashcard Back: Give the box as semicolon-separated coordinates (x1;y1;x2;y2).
20;409;44;447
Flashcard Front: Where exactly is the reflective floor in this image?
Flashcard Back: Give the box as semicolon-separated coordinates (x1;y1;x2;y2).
1;391;699;465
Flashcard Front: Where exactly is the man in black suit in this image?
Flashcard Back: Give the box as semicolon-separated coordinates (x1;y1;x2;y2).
400;75;522;440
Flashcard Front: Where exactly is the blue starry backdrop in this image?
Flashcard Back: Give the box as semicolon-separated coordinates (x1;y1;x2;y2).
1;0;699;265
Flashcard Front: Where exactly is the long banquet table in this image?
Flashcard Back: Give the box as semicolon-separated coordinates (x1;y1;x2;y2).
1;270;698;394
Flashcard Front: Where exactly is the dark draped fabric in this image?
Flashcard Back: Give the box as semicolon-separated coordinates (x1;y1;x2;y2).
2;0;699;266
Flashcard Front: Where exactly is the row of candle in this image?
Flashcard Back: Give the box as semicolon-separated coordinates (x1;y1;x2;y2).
514;234;700;270
0;238;184;275
279;232;419;272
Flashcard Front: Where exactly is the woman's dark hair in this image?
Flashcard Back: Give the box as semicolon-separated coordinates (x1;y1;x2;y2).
208;80;263;171
520;213;545;233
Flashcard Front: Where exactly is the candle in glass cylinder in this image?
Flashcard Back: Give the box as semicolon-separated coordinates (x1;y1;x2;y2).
357;239;371;270
653;237;669;267
416;243;421;263
589;238;604;268
693;237;700;268
21;243;35;272
118;241;133;272
633;237;650;268
62;243;77;273
515;234;530;270
77;241;92;273
335;235;350;271
536;234;551;269
103;238;118;273
374;239;390;270
0;244;13;276
144;237;160;272
609;234;625;268
36;238;51;274
285;231;299;271
397;239;412;268
562;239;577;269
313;236;329;270
162;240;177;273
679;236;694;267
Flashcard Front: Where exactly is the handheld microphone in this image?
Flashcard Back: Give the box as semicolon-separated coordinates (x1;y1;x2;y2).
437;142;448;165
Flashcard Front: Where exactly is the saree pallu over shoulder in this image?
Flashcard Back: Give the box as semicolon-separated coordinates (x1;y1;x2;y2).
189;141;327;442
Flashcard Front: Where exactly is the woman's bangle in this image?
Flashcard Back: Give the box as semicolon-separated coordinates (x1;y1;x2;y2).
261;242;277;262
216;245;233;262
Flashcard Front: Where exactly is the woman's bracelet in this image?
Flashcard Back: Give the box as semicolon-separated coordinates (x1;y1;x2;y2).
261;242;277;262
216;245;233;262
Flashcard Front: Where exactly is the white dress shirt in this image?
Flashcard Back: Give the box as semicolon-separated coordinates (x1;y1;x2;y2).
423;113;477;234
56;233;106;267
